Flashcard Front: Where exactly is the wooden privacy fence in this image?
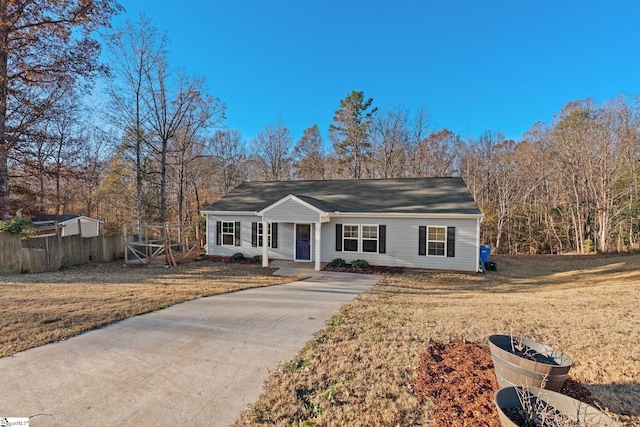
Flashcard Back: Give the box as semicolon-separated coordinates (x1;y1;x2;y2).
0;231;124;274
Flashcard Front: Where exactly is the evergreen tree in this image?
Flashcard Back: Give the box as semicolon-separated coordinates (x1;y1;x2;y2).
329;91;377;179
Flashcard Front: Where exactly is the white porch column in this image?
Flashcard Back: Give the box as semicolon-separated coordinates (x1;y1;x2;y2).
262;220;269;267
315;222;321;271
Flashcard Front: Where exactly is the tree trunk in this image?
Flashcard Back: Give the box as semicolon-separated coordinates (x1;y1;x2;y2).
160;138;167;222
136;89;143;232
0;24;9;217
177;153;184;225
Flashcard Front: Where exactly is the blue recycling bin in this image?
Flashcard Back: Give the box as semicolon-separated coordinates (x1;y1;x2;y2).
479;245;491;265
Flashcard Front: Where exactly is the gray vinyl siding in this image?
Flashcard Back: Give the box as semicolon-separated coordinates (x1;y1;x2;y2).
207;214;479;272
321;217;478;272
206;214;294;260
262;199;322;223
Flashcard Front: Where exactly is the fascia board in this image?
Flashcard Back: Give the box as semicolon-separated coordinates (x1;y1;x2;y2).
200;210;258;216
329;212;485;220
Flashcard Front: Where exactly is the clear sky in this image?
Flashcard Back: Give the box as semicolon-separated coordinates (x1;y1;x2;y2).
111;0;640;143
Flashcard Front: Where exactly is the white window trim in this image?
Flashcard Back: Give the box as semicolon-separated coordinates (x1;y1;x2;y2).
341;224;381;254
361;224;379;254
342;224;359;253
427;225;447;257
221;221;235;246
257;223;272;248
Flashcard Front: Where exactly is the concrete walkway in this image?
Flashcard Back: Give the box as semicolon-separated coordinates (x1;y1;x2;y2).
0;267;380;427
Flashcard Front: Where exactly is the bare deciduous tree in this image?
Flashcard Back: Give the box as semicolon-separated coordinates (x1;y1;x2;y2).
106;14;166;227
251;120;293;181
372;106;409;178
0;0;122;216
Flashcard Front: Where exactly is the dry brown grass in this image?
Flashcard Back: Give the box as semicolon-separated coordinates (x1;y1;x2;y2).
0;260;296;358
237;254;640;427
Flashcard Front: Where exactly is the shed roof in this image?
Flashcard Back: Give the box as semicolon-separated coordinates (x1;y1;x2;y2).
32;214;80;223
203;177;481;216
31;214;102;223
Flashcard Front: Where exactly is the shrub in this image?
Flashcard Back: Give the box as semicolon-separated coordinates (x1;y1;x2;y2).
351;259;369;269
329;258;346;267
231;252;245;262
0;214;36;237
252;255;262;264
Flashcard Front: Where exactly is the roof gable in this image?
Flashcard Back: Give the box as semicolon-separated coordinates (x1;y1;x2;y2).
259;195;329;223
258;194;328;216
203;177;481;216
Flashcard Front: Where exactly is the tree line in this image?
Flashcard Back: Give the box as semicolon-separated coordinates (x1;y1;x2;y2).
1;4;638;254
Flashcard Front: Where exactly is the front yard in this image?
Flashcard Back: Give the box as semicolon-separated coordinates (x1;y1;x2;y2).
0;260;294;358
237;254;640;426
1;254;638;426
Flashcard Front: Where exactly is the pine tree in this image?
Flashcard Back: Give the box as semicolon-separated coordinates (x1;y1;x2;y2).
329;91;377;179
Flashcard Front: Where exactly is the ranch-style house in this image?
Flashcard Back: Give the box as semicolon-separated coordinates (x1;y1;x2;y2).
201;177;484;272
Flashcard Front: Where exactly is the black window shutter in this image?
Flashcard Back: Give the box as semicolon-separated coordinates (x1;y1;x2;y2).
335;224;342;252
251;222;258;247
418;226;426;256
447;226;456;257
271;223;278;248
216;221;221;246
234;221;241;246
379;225;386;254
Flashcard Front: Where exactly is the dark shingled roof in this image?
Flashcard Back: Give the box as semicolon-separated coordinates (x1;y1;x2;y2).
203;177;481;215
31;214;80;222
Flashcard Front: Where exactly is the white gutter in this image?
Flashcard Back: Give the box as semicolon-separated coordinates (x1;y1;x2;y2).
331;212;484;220
200;210;258;216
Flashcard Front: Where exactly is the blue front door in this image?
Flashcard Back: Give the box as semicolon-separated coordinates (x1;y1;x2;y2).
296;224;311;260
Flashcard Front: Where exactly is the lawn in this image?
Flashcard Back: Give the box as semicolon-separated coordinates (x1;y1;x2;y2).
236;254;640;426
0;259;296;358
1;254;638;426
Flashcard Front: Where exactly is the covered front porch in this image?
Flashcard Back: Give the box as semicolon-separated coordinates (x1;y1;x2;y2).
257;194;331;271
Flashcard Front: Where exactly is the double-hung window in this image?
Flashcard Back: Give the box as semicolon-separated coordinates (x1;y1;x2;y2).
222;221;235;246
427;226;446;256
343;225;359;252
419;226;455;257
252;222;278;248
257;223;271;247
427;227;447;256
336;224;385;254
361;225;378;253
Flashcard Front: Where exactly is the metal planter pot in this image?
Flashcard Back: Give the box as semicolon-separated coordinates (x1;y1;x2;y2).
488;334;573;392
494;386;621;427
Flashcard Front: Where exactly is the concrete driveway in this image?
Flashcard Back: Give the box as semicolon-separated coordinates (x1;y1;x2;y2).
0;268;379;426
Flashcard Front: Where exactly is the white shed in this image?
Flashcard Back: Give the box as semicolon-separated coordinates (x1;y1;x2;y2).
32;215;103;238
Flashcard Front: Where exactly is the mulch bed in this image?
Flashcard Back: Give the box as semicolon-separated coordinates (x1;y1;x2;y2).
413;340;603;426
322;265;404;274
195;255;261;265
196;256;405;274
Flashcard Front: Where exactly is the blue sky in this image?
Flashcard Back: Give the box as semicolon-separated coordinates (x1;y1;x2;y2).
112;0;640;143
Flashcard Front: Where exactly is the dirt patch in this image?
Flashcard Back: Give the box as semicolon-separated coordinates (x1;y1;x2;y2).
413;340;605;427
